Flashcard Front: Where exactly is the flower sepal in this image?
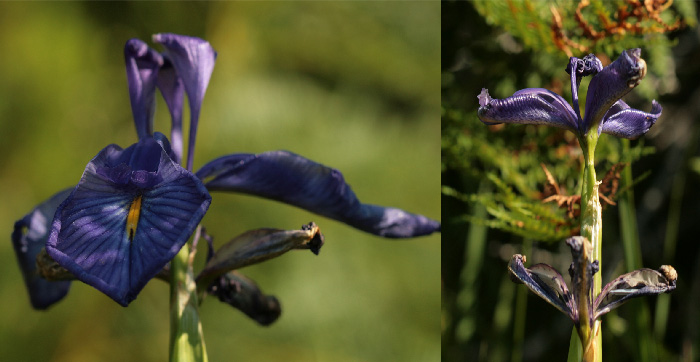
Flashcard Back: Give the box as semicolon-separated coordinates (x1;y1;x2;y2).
508;236;677;330
197;222;324;288
196;151;440;238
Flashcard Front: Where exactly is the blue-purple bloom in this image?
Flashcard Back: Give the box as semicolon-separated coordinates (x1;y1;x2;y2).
477;49;661;139
13;33;440;309
46;136;211;306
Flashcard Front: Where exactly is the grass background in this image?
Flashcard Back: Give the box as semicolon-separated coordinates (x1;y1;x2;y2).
0;3;440;361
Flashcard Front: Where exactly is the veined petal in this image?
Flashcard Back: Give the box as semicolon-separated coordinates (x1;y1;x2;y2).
594;265;677;320
124;39;164;140
598;100;662;139
153;33;217;170
196;151;440;238
156;59;185;164
477;88;579;132
582;48;647;134
508;254;576;322
12;189;73;309
46;137;211;306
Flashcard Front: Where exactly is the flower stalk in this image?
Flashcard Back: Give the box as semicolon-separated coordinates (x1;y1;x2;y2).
578;132;603;362
170;229;208;362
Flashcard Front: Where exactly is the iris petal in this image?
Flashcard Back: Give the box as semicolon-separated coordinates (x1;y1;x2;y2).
156;60;185;164
208;271;281;326
566;54;602;128
12;189;73;309
46;137;211;306
153;33;217;170
195;151;440;238
124;39;164;140
594;266;676;320
598;100;661;139
582;48;647;133
508;254;576;321
477;88;579;132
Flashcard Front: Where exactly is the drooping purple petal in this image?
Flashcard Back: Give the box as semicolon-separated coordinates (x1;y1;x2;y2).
124;39;164;140
594;265;676;320
598;99;661;139
156;59;185;164
566;54;602;129
153;33;217;171
46;137;211;306
508;254;577;322
195;151;440;238
12;189;73;309
477;88;579;132
582;48;647;134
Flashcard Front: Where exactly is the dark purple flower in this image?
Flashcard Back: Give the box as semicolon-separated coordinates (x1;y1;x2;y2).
46;136;211;306
12;190;73;309
478;49;661;139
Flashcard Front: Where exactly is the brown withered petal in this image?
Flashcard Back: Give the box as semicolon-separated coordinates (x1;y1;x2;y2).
594;266;677;320
508;254;577;322
207;271;281;326
197;222;324;284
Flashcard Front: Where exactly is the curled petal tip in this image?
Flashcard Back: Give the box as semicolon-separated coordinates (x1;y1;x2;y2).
659;265;677;283
478;88;491;108
125;39;148;57
566;54;602;78
302;222;325;255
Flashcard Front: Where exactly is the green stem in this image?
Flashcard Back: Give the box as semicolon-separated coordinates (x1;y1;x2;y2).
170;227;208;362
578;132;602;362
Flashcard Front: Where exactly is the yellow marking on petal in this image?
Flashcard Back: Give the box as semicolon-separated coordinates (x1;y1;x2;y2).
126;195;143;242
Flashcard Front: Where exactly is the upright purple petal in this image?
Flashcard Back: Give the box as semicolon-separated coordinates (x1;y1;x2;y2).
582;48;647;134
477;88;579;133
156;59;185;164
124;39;164;140
196;151;440;238
565;54;602;130
598;100;661;139
153;33;217;171
46;138;211;306
12;189;73;309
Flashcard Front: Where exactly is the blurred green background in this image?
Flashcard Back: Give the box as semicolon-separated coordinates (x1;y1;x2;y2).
0;2;439;361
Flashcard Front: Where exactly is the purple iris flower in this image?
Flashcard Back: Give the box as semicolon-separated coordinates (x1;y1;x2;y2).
477;49;662;139
13;33;440;309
